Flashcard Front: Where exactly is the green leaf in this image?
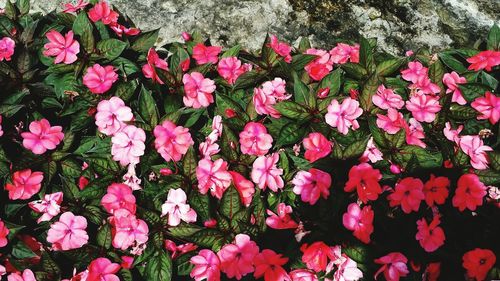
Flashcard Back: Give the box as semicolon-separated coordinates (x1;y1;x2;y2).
359;36;376;72
428;59;445;87
72;12;95;52
220;185;242;219
0;104;24;117
17;0;30;15
115;80;138;101
449;104;477;119
291;54;317;71
182;147;197;182
481;71;498;90
341;62;368;79
12;241;37;259
400;146;443;169
298;37;311;52
475;169;500;186
318;68;342;96
44;72;78;99
139;85;159;127
458;83;490;102
97;38;128;60
439;53;467;73
487;24;500;51
189;190;211;221
220;125;239;161
132;29;159;52
292;71;314;108
343;137;369;159
233;70;267;90
488;151;500;171
144;249;172;281
376;58;406;76
168;223;202;238
274;101;310;120
222;44;241;57
188;229;226;251
276;122;306;147
96;223;112;249
359;74;381;111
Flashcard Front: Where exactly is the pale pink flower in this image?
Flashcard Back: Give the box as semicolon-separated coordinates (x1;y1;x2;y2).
110;209;149;250
0;37;15;61
196;158;232;199
443;122;463;143
253;87;281;118
269;35;292;63
342;203;374;244
109;23;140;37
154;120;194;162
83;64;118;94
372;85;404;110
142;48;169;84
292;168;331;205
95;97;133;136
302;132;331;163
253;249;291;281
63;0;89;13
7;269;36;281
161;188;197;226
217;234;259;280
192;43;221;65
261;77;289;101
330;43;359;64
199;133;220;159
43;30;80;64
239;122;273;156
122;163;142;190
376;108;405;134
333;255;364;281
47;212;88;251
374;252;409;281
266;203;299;229
405;94;441;123
471;91;500;125
87;258;120;281
21;119;64;155
361;137;383;163
0;219;9;247
404;118;426;148
443;72;467;105
458;135;493;170
325;97;363;135
229;171;255;207
111;125;146;166
183;72;216;108
101;183;136;215
251;153;284;192
289;269;318;281
0;265;5;276
28;192;63;223
401;61;428;84
304;48;333;81
4;169;43;200
88;1;118;25
190;249;221;281
217;57;249;84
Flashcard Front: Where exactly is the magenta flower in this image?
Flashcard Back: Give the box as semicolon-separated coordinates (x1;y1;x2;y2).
217;234;259;280
443;71;467;105
217;57;250;84
95;97;133;136
458;135;492;170
330;43;360;64
111;125;146;166
374;252;409;281
376;108;405;134
161;188;197;226
192;43;222;65
0;219;9;247
343;203;374;244
269;35;292;63
183;72;216;109
87;258;120;281
21;119;64;155
401;61;428;83
253;249;291;281
196;158;232;199
229;171;255;207
466;50;500;71
416;216;445;252
302;132;332;163
142;48;168;84
388;177;425;214
154;120;194;162
43;30;80;64
88;1;119;25
404;118;426;148
452;173;487;212
47;212;89;251
292;168;331;205
0;37;15;61
266;203;299;230
83;64;119;94
239;122;273;156
304;48;333;81
443;121;462;143
405;94;441;123
471;91;500;125
5;169;43;200
101;183;136;215
325;97;363;135
190;249;221;281
251;153;284;192
28;192;63;223
110;209;148;250
372;85;404;110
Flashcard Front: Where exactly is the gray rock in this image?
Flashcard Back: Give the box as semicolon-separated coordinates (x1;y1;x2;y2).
2;0;499;54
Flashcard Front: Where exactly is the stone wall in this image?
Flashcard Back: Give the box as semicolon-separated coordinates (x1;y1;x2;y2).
3;0;499;54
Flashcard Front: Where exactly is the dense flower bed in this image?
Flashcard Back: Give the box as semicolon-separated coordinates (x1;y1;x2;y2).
0;0;499;280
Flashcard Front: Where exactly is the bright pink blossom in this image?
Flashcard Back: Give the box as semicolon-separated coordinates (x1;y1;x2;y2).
95;97;133;136
343;203;374;244
101;183;136;215
443;121;462;143
416;216;445;252
43;30;79;64
344;163;382;203
266;203;299;229
63;0;89;13
452;173;487;211
289;269;318;281
0;219;9;247
47;212;88;251
330;43;360;64
21;119;64;155
161;188;197;226
109;23;140;37
376;108;405;134
251;153;284;192
29;192;63;223
325;97;363;135
471;91;500;125
443;71;467;105
229;171;255;207
388;177;425;213
304;48;333;81
183;72;216;108
121;256;134;269
466;50;500;71
217;234;259;280
253;87;280;118
254;249;291;281
404;118;426;148
374;252;409;281
462;248;496;281
7;269;36;281
110;209;149;250
154;120;194;162
292;168;331;205
192;43;221;65
0;37;15;61
270;35;292;63
459;135;492;170
87;258;120;281
405;94;441;123
300;242;336;272
401;61;428;84
423;174;449;206
190;249;221;281
196;158;232;199
239;122;273;156
83;64;118;94
372;85;404;110
5;169;43;200
302;132;331;163
142;48;169;84
414;76;441;95
88;1;119;25
111;125;146;166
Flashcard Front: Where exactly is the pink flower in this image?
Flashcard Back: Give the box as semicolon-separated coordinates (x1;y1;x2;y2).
5;169;43;200
87;258;120;281
142;48;169;84
344;163;382;203
111;125;146;166
443;72;467;105
330;43;359;64
217;57;249;84
251;153;284;192
372;85;404;110
109;23;140;37
218;234;259;280
239;122;273;156
443;122;462;143
302;132;331;163
289;269;318;281
110;209;149;250
333;255;364;281
253;87;280;118
154;120;194;162
47;212;88;251
190;249;221;281
466;50;500;71
458;135;493;170
405;94;441;123
229;171;255;207
183;72;216;108
95;97;133;136
101;183;136;215
361;137;383;163
404;118;426;148
62;0;89;13
414;76;441;95
304;48;334;81
83;64;118;94
7;269;36;281
342;203;374;244
325;97;363;135
121;256;134;269
21;119;64;155
261;77;289;100
0;37;15;61
165;240;197;259
43;30;79;64
401;61;428;84
374;252;409;281
196;158;232;199
269;35;292;63
88;1;118;25
452;173;487;211
300;242;336;272
416;216;445;252
388;177;425;213
423;174;450;206
28;192;63;223
376;108;405;134
292;168;331;205
471;91;500;125
161;188;197;226
266;203;299;229
181;32;192;41
253;249;291;281
0;219;9;247
192;43;221;65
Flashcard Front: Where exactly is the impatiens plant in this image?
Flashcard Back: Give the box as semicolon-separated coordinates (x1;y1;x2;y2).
0;0;499;280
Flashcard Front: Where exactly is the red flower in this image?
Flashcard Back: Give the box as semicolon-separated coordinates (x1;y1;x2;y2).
423;174;450;206
342;203;374;244
452;174;487;211
253;249;291;281
462;248;496;281
344;163;383;203
300;242;336;272
388;177;425;214
415;216;445;252
466;50;500;71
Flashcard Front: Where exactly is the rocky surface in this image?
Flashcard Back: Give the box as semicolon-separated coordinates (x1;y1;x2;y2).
2;0;499;54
